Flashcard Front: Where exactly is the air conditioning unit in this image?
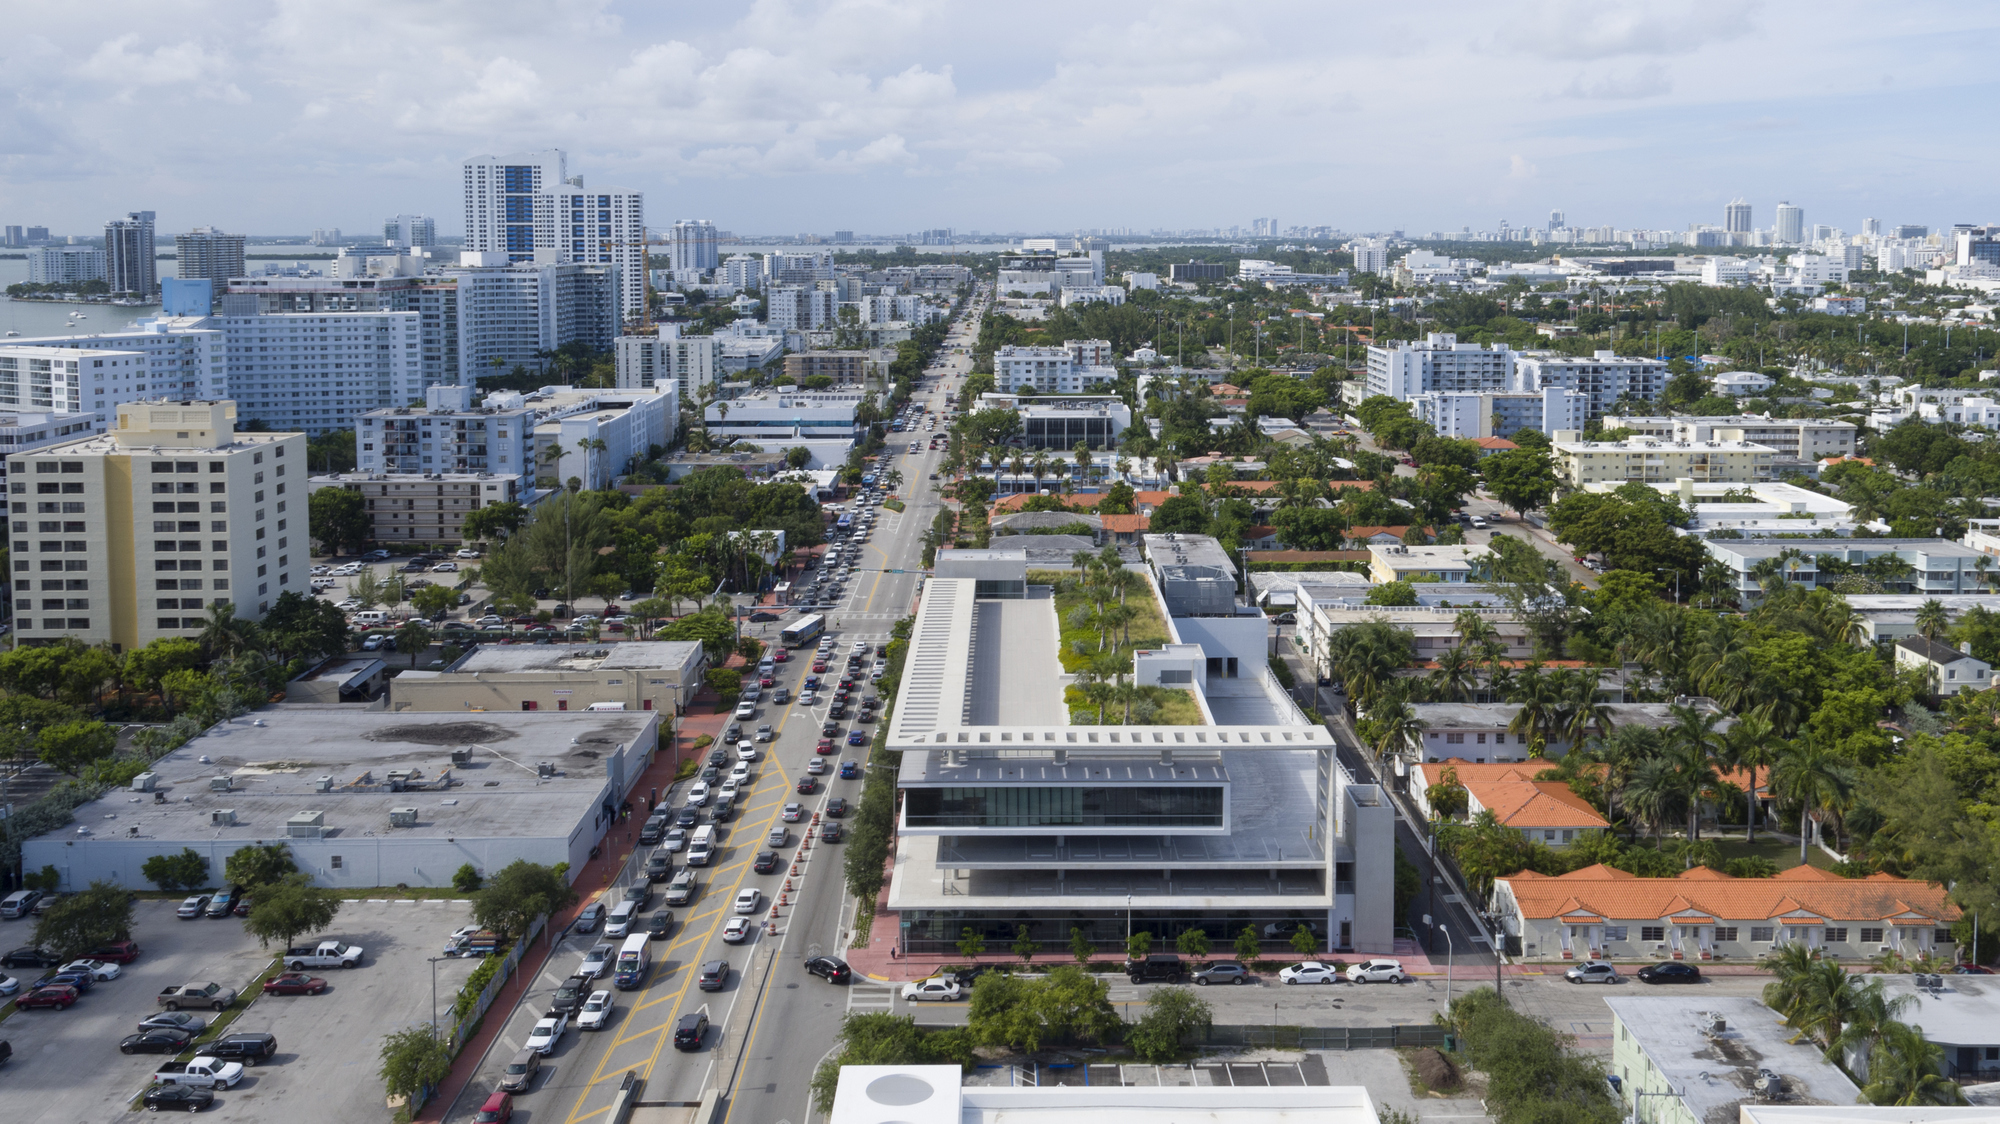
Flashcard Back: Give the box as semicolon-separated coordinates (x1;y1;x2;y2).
389;807;418;828
209;776;233;792
131;772;158;793
286;810;327;839
315;776;334;793
211;809;236;826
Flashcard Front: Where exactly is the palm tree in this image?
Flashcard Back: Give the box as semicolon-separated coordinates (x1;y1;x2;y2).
1558;670;1613;749
199;602;259;660
1029;452;1050;494
1505;665;1560;755
1368;693;1427;761
1454;609;1498;653
1914;598;1951;642
1772;737;1859;866
1719;712;1780;843
1860;1021;1968;1106
1825;977;1913;1069
1592;724;1664;837
1428;645;1478;703
1623;756;1683;846
1667;703;1726;842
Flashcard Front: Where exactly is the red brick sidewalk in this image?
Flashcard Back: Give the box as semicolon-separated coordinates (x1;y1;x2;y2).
414;700;725;1123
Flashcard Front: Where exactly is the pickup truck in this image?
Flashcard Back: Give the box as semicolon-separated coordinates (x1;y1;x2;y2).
284;940;365;969
152;1057;246;1089
158;982;238;1011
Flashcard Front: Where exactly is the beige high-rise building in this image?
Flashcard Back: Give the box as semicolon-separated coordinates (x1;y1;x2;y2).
7;400;307;653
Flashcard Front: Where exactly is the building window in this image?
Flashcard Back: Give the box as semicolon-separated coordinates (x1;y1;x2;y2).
1714;927;1738;942
1825;927;1849;943
1859;928;1884;943
1444;733;1464;744
330;855;342;870
1936;929;1953;944
1603;926;1627;941
521;700;539;711
1751;927;1775;943
1640;926;1665;943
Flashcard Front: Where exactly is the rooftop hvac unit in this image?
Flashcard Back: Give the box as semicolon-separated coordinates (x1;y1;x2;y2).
315;776;334;793
209;776;233;792
286;810;327;838
1709;1014;1727;1034
389;807;418;828
451;748;473;766
131;772;158;793
537;762;557;779
211;809;236;827
1758;1070;1782;1097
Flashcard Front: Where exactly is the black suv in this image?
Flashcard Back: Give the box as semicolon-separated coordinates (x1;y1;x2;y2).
673;1011;709;1051
549;974;592;1016
207;1031;278;1065
646;851;675;883
1125;954;1185;984
805;956;851;984
638;815;669;845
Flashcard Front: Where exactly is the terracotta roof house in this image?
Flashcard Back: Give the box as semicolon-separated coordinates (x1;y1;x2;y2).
1343;525;1426;546
1471;437;1519;457
1411;760;1608;846
990;491;1112;514
1492;863;1959;962
1100;513;1151;544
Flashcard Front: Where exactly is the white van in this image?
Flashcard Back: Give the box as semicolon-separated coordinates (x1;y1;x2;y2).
584;702;626;712
1;889;42;918
613;932;651;990
353;610;389;626
685;825;716;867
605;900;639;937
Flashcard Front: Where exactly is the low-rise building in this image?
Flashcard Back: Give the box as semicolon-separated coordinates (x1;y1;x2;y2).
1607;996;1860;1124
1591;478;1862;537
1410;759;1608;845
1713;370;1776;396
1494;864;1958;962
530;385;678;491
1409;387;1589;438
390;641;707;714
1613;415;1857;461
1403;701;1727;764
1294;602;1530;679
830;1065;1382;1124
974;392;1131;449
783;350;879;385
1894;636;1995;697
1366;544;1493;584
704;389;863;443
286;654;390;704
993;345;1118;394
307;471;529;546
1704;539;1988;604
1847;975;2000;1083
1553;431;1778;487
356;384;537;480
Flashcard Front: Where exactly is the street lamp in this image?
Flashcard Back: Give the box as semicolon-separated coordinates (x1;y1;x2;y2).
426;956;451;1039
1126;893;1133;946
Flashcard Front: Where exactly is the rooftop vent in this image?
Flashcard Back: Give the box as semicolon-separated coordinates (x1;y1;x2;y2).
314;775;334;793
389;807;418;828
210;808;236;826
286;810;327;839
131;772;158;793
209;776;233;792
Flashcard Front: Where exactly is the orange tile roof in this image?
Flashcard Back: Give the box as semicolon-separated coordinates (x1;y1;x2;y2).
1100;514;1150;533
1472;437;1519;450
990;492;1111;513
1498;862;1958;925
1327;479;1377;492
1416;760;1608;830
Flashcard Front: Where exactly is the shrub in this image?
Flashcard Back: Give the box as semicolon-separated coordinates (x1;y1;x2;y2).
453;864;484;893
1128;987;1212;1062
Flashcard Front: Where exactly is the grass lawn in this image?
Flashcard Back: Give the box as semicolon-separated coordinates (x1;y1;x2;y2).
1028;568;1172;674
1065;685;1204;725
1704;834;1840;870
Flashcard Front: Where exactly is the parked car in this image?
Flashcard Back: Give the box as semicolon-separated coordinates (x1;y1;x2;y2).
804;956;851;984
0;947;61;970
1565;962;1621;985
138;1011;209;1035
1345;958;1409;984
177;895;211;919
262;973;328;996
900;976;962;1002
1636;962;1702;985
142;1086;217;1112
1192;961;1253;986
120;1028;196;1054
58;959;119;981
13;984;78;1010
1278;961;1342;986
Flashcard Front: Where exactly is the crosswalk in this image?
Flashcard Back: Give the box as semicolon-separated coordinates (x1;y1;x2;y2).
847;980;898;1013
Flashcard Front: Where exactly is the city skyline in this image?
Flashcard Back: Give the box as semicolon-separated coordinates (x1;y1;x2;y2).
1;2;1995;238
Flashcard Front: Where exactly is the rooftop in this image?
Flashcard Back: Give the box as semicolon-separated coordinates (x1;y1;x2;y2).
451;641;705;675
1499;864;1959;925
1871;974;2000;1049
1605;996;1860;1124
1367;544;1493;572
1709;538;1982;561
830;1066;1380;1124
40;709;657;843
1410;700;1723;731
1414;760;1608;829
289;654;387;686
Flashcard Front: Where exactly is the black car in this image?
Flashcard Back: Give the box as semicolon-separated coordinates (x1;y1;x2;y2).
944;964;994;987
804;956;851;984
0;946;61;969
143;1086;216;1112
822;721;840;738
675;806;700;828
673;1011;710;1050
638;815;669;845
749;611;781;623
575;902;606;933
32;970;93;994
120;1028;196;1054
722;725;743;744
821;821;844;843
826;797;849;818
623;884;650;910
828;703;848;720
752;851;780;874
1636;962;1703;984
207;1032;278;1065
549;974;593;1016
646;912;674;941
707;747;728;767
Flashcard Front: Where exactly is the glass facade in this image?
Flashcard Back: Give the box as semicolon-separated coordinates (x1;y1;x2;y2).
904;785;1223;829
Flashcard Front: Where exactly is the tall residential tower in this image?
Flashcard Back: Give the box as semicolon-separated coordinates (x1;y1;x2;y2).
460;150;645;328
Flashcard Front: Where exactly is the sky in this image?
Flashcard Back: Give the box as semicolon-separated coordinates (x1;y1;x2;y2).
4;0;1997;240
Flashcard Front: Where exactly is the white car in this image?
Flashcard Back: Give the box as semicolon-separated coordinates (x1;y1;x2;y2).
475;615;505;627
782;802;806;822
432;561;458;572
1564;962;1621;984
663;827;688;852
721;916;754;943
0;973;17;995
900;977;963;1002
718;780;740;804
807;757;828;775
734;888;762;914
1278;961;1342;986
59;958;119;981
852;641;869;654
455;548;482;559
336;598;363;611
310;565;330;575
577;990;613;1030
579;942;614;978
734;701;757;720
1346;958;1409;984
526;1013;568;1055
729;762;751;784
686;782;710;807
798;689;817;706
736;743;757;762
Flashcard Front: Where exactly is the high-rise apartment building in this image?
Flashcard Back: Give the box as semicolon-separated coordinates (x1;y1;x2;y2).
1724;199;1753;234
1515;351;1670;418
7;399;307;653
671;219;719;273
355;384;536;479
615;323;718;402
1862;217;1882;238
175;227;246;282
26;246;107;286
383;214;436;249
766;285;836;332
1365;333;1514;400
7;319;225;413
4;226;22;247
1774;202;1804;245
105;212;158;297
214;311;422;435
460;150;645;327
1350;239;1390;274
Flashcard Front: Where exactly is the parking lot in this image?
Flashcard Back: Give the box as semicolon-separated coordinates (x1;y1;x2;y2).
3;897;479;1124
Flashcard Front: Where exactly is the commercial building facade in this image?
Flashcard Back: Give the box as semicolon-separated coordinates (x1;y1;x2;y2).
389;641;707;714
8;399;308;653
704;390;860;442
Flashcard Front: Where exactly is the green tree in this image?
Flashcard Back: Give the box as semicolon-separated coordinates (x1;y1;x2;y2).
1365;580;1419;607
957;926;987;961
1289;926;1319;956
32;880;135;959
1126;930;1153;960
808;1013;975;1113
224;842;297;892
472;859;577;941
1127;987;1213;1062
412;584;458;620
1481;448;1559;516
243;872;343;949
122;637;206;698
1070;925;1095;965
1175;928;1211;959
1861;1020;1968;1105
141;848;211;892
966;966;1122;1054
452;864;484;893
36;719;117;776
1149;494;1210;535
309;486;370;556
460;499;529;545
378;1025;454;1101
1012;924;1038;963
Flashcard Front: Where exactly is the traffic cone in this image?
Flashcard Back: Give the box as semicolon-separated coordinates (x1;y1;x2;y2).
784;878;794;892
791;863;800;877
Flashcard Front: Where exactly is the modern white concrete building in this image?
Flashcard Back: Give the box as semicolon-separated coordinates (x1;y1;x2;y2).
830;1066;1381;1124
460;149;646;325
1409;386;1588;438
529;385;678;490
1612;415;1856;460
1704;538;1989;604
1514;350;1671;416
1589;478;1863;536
703;389;861;443
976;392;1131;449
1712;370;1775;396
383;214;436;249
175;227;246;282
1365;333;1514;401
355;384;537;480
445;259;619;387
669;219;718;273
8;399;307;652
614;323;718;402
766;284;836;331
993;345;1119;394
25;245;106;285
1608;996;1860;1124
0;409;103;495
1552;431;1778;487
214;310;423;435
4;318;226;415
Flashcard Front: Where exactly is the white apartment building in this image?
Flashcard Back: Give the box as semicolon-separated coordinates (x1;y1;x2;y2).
1058;286;1126;308
356;384;537;480
719;254;761;292
1614;415;1856;461
703;390;861;442
8;400;307;653
7;318;226;413
0;346;148;415
175;228;245;282
460;150;645;325
447;260;618;387
712;320;786;374
0;410;103;494
25;246;106;285
1514;350;1670;417
1409;386;1588;438
764;250;834;287
530;386;677;490
615;323;719;401
1349;239;1389;274
1365;333;1514;400
767;284;836;331
383;214;436;249
993;345;1118;394
1064;339;1114;367
1551;431;1777;487
215;311;422;434
670;219;719;273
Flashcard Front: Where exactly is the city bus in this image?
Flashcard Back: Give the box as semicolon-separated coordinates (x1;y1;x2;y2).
835;513;853;533
780;614;826;648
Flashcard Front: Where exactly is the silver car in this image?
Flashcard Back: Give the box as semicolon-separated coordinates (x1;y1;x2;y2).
1564;962;1621;984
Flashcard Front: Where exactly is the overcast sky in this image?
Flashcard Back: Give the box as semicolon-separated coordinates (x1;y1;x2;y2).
5;0;1995;240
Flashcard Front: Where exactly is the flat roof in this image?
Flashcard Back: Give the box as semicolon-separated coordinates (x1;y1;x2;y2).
456;641;702;675
290;655;386;687
1873;974;2000;1047
41;709;657;843
831;1066;1379;1124
1411;701;1724;730
966;599;1067;725
1711;538;1980;560
1604;996;1859;1123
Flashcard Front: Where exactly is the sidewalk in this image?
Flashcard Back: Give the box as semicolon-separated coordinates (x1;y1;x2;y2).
414;698;725;1124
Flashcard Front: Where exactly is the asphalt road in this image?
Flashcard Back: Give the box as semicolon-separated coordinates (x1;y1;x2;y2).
438;290;990;1124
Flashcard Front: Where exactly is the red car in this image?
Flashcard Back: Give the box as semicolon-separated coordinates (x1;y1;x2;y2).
812;661;827;673
474;1091;514;1124
91;940;141;964
15;984;79;1010
772;649;789;662
760;675;775;687
815;739;836;754
264;972;328;995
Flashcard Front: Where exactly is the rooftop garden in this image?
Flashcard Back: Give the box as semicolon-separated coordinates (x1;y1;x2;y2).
1029;554;1201;725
